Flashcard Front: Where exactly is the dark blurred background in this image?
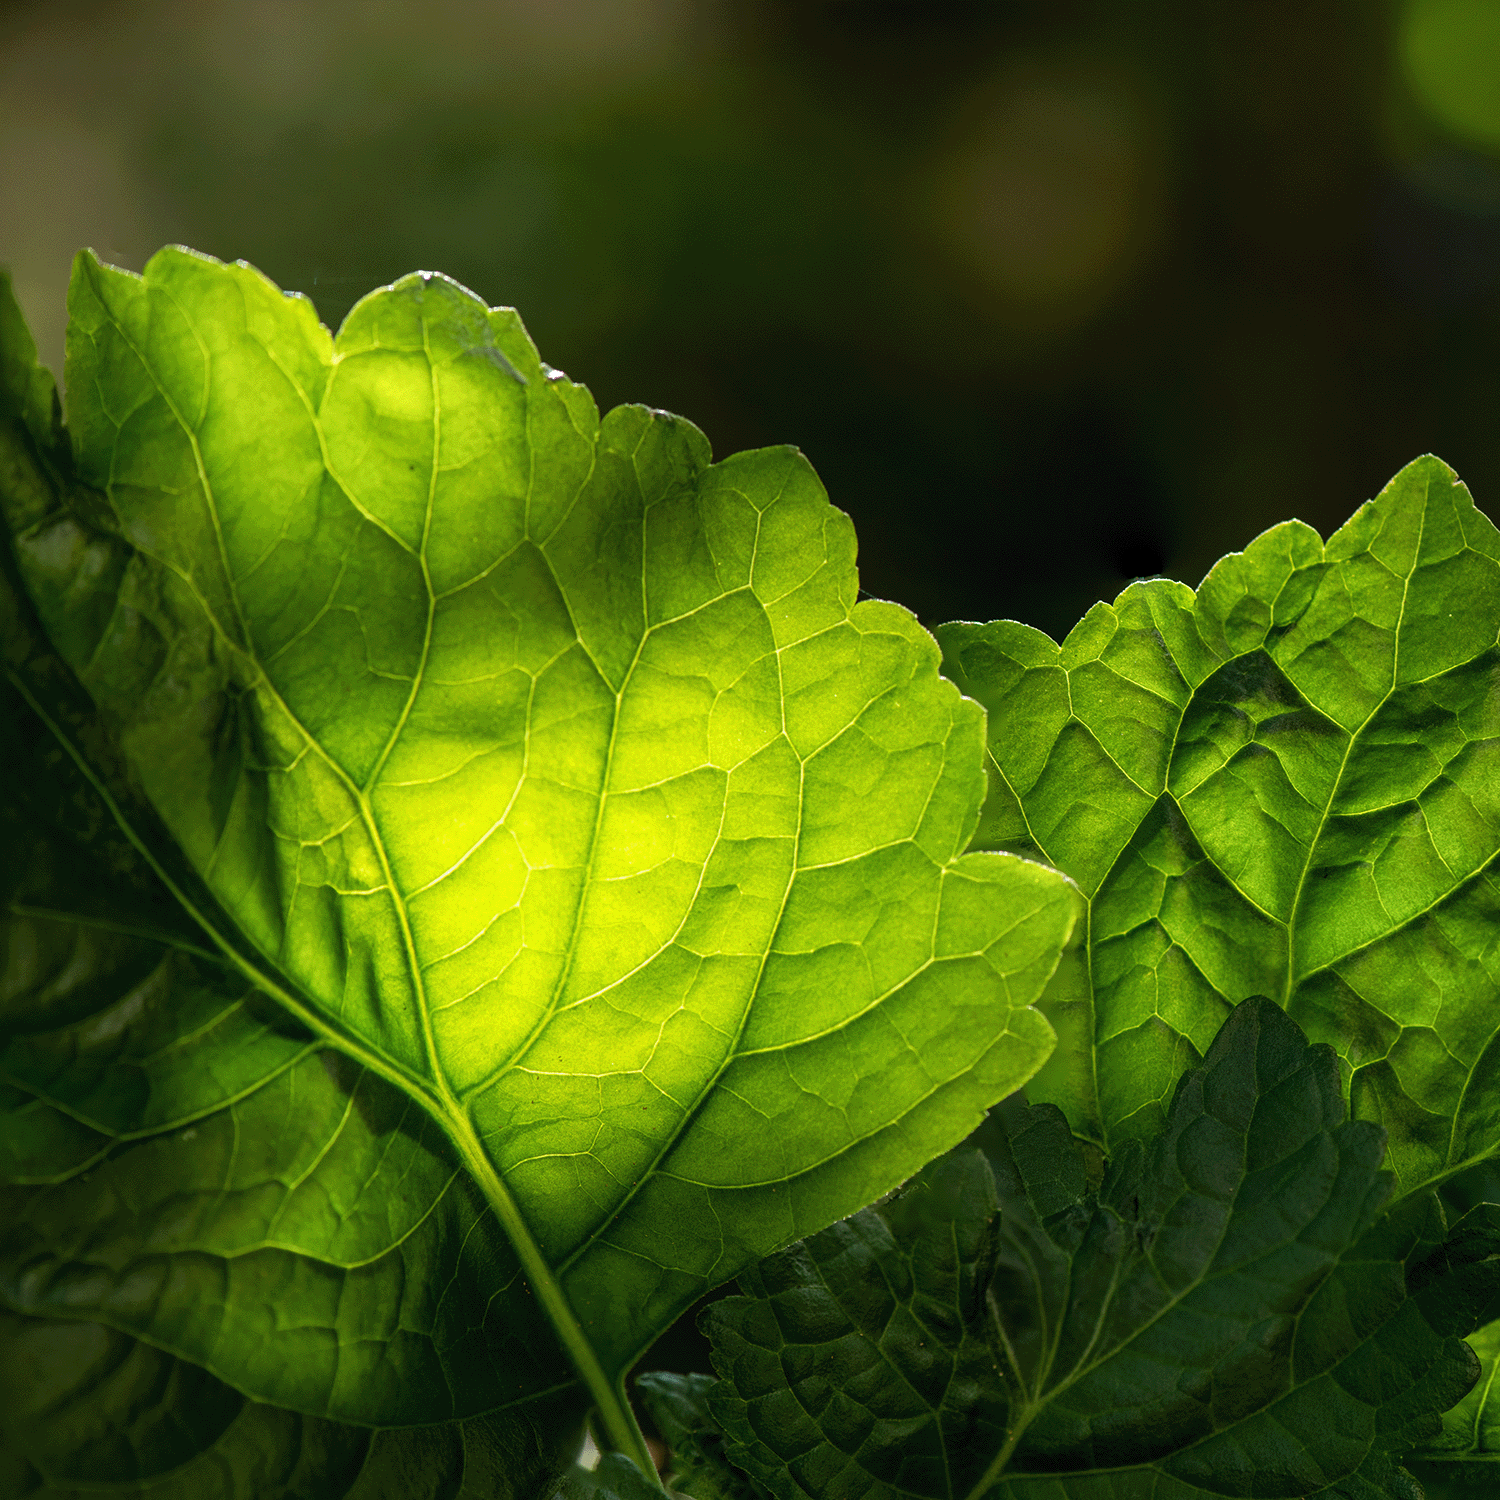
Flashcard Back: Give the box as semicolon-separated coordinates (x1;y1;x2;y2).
4;0;1500;639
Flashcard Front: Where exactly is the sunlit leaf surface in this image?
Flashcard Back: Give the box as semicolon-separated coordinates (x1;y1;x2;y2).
0;252;1074;1449
940;457;1500;1209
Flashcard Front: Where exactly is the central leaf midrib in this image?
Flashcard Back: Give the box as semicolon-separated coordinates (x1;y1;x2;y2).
548;488;820;1293
341;329;445;1094
86;292;440;1096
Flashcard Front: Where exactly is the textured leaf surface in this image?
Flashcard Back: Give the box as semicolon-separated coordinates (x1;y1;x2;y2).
704;1000;1500;1499
0;252;1075;1419
638;1372;774;1500
1;558;580;1454
939;457;1500;1207
0;1311;570;1500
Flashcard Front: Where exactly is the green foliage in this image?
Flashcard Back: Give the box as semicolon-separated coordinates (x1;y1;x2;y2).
702;1000;1500;1499
637;1373;773;1500
0;1313;565;1500
9;242;1500;1500
0;249;1075;1491
938;457;1500;1212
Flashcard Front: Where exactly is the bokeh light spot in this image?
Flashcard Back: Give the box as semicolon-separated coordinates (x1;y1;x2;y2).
927;63;1159;333
1401;0;1500;152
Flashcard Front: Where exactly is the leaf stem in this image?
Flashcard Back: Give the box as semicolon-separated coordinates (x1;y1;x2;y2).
441;1111;664;1488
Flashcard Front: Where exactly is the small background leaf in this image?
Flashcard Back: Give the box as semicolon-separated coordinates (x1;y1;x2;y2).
940;456;1500;1213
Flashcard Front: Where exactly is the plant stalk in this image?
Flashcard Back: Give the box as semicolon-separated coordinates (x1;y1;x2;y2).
444;1111;665;1489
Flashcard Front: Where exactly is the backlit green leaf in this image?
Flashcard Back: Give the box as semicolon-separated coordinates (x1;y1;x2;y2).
938;457;1500;1209
0;250;1075;1448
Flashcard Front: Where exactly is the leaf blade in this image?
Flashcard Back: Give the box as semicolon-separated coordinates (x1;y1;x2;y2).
703;1000;1499;1499
2;251;1074;1424
0;1310;575;1500
940;458;1500;1206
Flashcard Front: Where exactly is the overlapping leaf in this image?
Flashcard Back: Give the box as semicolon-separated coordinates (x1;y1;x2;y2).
0;250;1076;1435
0;1310;569;1500
1408;1317;1500;1496
938;458;1500;1211
702;1000;1500;1499
1;554;582;1493
638;1372;774;1500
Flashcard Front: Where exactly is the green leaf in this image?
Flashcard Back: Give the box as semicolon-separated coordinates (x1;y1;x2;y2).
1406;1165;1500;1496
703;999;1500;1499
0;251;1075;1453
938;456;1500;1208
0;1310;570;1500
637;1372;775;1500
1407;1317;1500;1495
554;1454;674;1500
1;551;583;1490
